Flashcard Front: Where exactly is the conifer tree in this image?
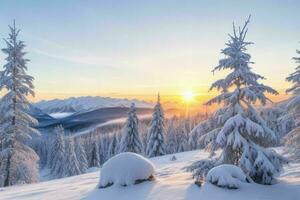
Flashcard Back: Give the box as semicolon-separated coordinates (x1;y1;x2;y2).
107;134;118;159
146;94;166;157
89;140;100;167
119;103;143;154
188;17;286;185
64;138;81;177
75;138;88;173
284;43;300;160
49;125;65;178
0;21;40;187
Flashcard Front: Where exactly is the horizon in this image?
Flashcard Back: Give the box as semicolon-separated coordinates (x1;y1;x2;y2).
0;0;299;108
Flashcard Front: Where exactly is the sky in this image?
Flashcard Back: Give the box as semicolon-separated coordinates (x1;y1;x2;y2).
0;0;300;106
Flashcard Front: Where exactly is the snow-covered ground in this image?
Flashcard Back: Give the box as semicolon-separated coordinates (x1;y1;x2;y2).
1;149;300;200
49;112;74;119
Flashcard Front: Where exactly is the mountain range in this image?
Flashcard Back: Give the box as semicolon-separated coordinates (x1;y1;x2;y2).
34;96;152;114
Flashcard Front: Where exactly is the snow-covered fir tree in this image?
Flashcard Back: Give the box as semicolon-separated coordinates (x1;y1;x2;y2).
89;140;100;167
64;137;81;177
74;138;88;173
49;125;65;178
284;43;300;160
107;133;118;159
188;17;286;185
119;103;143;154
0;22;40;187
99;134;110;164
146;94;166;157
165;118;178;154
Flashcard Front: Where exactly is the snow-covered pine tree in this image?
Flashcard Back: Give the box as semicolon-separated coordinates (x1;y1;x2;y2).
118;103;143;154
74;138;88;173
89;140;100;167
284;43;300;160
107;133;118;159
49;125;65;178
188;17;286;185
0;21;40;187
165;117;178;154
63;137;81;177
99;134;110;164
146;94;166;157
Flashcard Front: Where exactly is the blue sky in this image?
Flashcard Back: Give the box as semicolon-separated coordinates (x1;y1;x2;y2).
0;0;300;102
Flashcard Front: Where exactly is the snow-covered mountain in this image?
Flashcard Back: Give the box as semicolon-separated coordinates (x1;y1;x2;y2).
34;96;152;113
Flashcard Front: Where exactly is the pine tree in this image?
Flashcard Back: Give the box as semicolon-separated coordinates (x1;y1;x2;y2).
64;137;81;177
49;125;65;178
165;117;178;154
146;94;166;157
107;133;118;159
99;135;110;164
89;140;100;167
75;138;88;173
188;17;286;185
284;43;300;160
0;21;40;187
119;103;143;154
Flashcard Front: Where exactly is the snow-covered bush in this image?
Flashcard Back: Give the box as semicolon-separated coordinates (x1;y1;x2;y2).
98;152;155;188
206;164;251;189
189;17;286;185
187;159;216;182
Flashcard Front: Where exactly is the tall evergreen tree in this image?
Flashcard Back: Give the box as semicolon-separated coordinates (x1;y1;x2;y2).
75;138;88;173
119;103;143;154
0;21;40;187
89;140;100;167
49;125;65;178
284;43;300;160
146;94;166;157
107;133;118;159
165;118;178;154
64;138;81;177
188;17;286;185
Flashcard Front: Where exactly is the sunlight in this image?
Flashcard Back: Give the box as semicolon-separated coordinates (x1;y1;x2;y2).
183;91;194;102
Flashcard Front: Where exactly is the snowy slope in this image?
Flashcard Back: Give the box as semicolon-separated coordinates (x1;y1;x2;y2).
34;96;152;113
1;149;300;200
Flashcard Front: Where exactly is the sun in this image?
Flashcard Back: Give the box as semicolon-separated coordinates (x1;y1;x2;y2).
183;91;194;102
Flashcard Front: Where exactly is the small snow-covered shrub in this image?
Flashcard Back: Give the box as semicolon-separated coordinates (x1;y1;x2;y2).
98;152;155;188
170;155;177;161
206;164;251;189
187;159;216;182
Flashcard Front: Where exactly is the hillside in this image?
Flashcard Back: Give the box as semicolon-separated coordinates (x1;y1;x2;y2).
1;149;299;200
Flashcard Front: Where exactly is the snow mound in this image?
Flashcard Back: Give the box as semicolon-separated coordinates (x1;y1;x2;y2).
206;164;251;189
98;152;155;188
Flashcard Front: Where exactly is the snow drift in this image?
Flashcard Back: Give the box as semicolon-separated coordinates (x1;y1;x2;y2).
206;164;251;189
98;152;155;188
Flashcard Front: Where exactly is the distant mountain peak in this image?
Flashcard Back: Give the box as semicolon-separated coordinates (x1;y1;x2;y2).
34;96;153;114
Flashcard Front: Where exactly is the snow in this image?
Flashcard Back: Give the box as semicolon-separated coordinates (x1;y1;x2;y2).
206;164;250;189
49;112;74;119
34;96;152;113
99;152;155;188
0;149;300;200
